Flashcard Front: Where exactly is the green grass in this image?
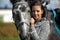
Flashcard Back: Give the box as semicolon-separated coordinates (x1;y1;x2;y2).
0;36;20;40
0;23;20;40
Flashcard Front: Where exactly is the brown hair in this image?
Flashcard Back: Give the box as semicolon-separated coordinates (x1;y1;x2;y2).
29;0;46;18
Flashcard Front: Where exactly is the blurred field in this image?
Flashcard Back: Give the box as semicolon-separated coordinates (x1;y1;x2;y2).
0;23;60;40
0;23;20;40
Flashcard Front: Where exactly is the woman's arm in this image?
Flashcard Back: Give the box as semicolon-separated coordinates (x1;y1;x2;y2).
30;20;50;40
30;18;40;40
40;20;50;40
30;25;40;40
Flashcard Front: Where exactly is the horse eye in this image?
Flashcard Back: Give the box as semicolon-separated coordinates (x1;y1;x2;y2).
19;6;26;12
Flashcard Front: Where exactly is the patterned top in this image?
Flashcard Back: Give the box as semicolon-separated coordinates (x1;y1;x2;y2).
29;18;50;40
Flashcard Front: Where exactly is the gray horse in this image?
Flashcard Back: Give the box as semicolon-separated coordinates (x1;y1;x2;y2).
10;0;31;40
10;0;58;40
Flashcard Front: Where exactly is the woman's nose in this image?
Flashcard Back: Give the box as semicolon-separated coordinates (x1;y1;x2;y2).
35;11;37;14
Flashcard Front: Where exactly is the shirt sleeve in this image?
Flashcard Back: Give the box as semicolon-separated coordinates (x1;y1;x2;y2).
30;25;40;40
29;20;50;40
39;20;50;40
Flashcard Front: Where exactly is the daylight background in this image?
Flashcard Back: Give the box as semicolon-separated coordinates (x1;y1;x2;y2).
0;0;60;40
0;0;20;40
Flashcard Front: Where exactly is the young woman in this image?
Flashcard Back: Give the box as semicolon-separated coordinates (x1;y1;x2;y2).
29;1;50;40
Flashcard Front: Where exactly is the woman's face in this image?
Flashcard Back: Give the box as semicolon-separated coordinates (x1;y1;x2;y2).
32;5;43;21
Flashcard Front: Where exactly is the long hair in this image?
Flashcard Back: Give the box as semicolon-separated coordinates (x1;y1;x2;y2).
28;0;47;18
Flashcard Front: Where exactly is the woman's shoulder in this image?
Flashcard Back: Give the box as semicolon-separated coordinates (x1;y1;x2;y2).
41;17;50;23
35;18;50;27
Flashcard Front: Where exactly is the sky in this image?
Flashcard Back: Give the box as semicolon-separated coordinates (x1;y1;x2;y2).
0;0;60;9
0;0;12;8
47;0;60;10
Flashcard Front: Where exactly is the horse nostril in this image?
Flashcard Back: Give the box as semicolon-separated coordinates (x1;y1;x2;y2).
19;6;26;12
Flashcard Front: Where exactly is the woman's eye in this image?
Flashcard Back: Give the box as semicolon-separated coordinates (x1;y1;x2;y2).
37;10;40;12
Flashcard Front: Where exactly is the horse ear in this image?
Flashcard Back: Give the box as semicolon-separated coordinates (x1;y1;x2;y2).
10;0;21;4
10;0;16;4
